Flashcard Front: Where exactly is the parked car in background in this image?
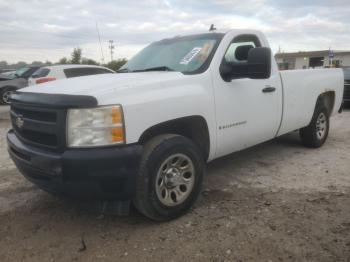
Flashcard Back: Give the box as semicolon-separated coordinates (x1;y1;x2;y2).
342;67;350;106
28;65;115;86
0;69;16;75
0;69;16;79
0;74;13;81
0;66;40;105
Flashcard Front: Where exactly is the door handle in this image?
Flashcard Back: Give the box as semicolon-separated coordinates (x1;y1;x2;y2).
262;86;276;93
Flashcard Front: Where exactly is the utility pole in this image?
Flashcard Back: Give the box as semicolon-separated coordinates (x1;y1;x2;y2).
108;40;115;62
329;48;334;67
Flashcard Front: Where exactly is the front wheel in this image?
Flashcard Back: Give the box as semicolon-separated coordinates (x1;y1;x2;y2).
0;87;16;105
133;134;205;221
300;102;330;148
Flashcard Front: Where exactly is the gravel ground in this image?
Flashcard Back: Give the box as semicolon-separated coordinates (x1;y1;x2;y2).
0;106;9;120
0;107;349;262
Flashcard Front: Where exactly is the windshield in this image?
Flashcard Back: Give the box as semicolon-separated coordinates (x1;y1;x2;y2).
15;67;30;77
120;33;224;74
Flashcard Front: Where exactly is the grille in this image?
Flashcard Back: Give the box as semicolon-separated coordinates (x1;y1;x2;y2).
10;103;66;151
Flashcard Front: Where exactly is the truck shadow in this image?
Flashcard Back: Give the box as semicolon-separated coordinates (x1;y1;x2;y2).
207;131;302;174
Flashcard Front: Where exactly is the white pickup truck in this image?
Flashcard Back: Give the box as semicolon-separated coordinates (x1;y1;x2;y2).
7;30;344;221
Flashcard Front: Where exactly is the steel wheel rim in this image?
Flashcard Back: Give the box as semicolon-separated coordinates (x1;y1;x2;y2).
155;153;195;207
316;112;327;140
3;90;12;104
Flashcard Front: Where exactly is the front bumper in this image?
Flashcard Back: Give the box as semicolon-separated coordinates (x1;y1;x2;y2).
7;130;142;200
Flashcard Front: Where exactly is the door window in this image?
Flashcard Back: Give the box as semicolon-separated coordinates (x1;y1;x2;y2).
223;35;261;64
31;68;50;78
64;67;113;78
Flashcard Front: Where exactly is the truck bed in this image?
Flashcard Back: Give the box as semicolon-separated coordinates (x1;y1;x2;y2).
277;68;344;136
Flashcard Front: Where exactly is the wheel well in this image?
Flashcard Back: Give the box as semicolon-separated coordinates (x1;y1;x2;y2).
317;91;335;115
138;116;210;161
1;86;18;92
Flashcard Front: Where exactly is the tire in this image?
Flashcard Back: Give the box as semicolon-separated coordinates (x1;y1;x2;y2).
0;87;16;105
133;134;205;221
300;101;330;148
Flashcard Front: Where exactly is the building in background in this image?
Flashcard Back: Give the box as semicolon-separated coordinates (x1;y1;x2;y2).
275;50;350;70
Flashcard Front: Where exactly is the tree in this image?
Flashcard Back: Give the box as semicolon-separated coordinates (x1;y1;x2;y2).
58;57;69;64
81;58;99;65
31;61;45;66
15;61;27;69
106;58;128;71
0;61;8;69
71;48;82;64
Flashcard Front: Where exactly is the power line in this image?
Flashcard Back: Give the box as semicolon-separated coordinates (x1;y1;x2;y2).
95;21;105;64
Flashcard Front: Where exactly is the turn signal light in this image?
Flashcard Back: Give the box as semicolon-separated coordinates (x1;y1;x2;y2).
111;127;124;143
112;106;123;124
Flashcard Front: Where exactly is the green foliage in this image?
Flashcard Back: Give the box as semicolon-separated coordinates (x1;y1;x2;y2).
16;61;27;68
81;58;99;65
31;61;46;66
0;61;8;68
105;59;128;71
0;60;53;69
58;57;69;64
0;48;128;70
71;48;82;64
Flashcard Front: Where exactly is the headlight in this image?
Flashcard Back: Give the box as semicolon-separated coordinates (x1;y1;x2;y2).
67;105;125;148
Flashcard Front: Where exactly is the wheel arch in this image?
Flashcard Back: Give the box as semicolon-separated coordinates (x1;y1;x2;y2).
316;91;335;116
1;85;18;91
0;85;18;104
138;115;211;161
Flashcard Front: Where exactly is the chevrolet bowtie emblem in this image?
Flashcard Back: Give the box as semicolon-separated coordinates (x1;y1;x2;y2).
15;115;24;129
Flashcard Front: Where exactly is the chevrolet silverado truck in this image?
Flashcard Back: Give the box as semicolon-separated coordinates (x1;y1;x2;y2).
7;30;344;221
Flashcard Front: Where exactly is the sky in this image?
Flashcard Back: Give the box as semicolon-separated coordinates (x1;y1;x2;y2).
1;0;350;63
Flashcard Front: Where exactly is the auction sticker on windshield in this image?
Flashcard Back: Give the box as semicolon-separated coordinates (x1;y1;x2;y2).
180;47;202;65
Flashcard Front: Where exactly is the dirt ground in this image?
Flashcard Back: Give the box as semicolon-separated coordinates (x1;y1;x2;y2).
0;107;349;262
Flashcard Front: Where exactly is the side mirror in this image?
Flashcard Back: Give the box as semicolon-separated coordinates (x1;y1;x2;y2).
247;47;271;79
220;47;272;81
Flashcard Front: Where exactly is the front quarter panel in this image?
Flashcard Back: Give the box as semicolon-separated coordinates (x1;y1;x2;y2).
96;72;217;161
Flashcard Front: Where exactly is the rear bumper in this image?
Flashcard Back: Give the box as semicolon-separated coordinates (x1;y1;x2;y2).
7;130;142;200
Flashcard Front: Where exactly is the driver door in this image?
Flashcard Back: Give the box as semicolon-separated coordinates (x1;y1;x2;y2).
213;34;281;158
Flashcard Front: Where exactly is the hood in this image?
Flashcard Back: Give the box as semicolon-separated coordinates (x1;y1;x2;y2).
21;72;187;95
0;78;27;89
0;74;13;81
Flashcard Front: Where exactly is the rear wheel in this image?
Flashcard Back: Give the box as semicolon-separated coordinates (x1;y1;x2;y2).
133;134;205;221
300;102;330;148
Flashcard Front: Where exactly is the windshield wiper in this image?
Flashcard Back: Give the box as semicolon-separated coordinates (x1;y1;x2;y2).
117;68;131;73
134;66;174;72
